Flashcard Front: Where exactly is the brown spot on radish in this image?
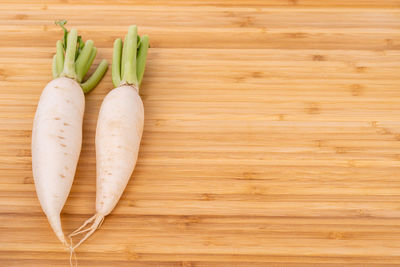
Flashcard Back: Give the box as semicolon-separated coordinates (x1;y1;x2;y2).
60;143;66;147
60;129;64;133
60;174;65;178
54;117;60;120
63;122;69;126
57;136;65;139
65;166;69;170
117;145;122;149
64;152;68;155
108;173;112;175
100;201;104;205
66;99;71;103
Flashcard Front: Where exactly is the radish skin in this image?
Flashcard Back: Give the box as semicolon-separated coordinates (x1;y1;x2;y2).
70;25;149;249
96;85;144;215
69;86;144;248
32;21;108;247
32;77;84;245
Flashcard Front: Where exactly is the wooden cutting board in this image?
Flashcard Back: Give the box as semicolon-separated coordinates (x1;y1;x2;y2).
1;1;400;266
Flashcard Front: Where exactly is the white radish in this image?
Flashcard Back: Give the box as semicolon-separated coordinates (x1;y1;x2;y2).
32;21;108;246
70;25;149;249
32;77;84;245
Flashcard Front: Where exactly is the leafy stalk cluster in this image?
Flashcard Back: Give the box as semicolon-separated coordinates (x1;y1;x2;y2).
52;20;108;93
112;25;149;90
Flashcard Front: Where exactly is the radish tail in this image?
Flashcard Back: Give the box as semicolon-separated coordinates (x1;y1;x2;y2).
69;213;105;250
48;214;68;247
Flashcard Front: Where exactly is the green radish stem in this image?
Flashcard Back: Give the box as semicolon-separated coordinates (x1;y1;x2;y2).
53;21;108;93
113;25;150;90
56;40;64;75
81;60;108;93
52;55;58;79
79;47;98;83
62;29;78;79
112;38;122;87
75;40;94;82
120;34;128;80
136;34;149;86
122;25;138;85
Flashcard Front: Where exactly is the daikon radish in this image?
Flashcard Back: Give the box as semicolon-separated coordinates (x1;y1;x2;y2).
32;20;108;246
69;25;149;249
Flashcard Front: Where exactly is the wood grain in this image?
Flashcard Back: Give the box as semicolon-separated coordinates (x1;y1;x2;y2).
0;1;400;266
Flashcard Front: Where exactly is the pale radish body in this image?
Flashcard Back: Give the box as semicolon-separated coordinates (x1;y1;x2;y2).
70;26;149;249
96;85;144;215
31;22;108;248
32;77;84;245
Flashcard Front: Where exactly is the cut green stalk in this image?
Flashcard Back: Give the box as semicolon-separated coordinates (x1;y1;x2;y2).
75;40;94;82
114;25;149;89
52;55;58;79
53;21;108;94
122;26;138;85
62;29;78;79
81;60;108;93
136;35;149;86
79;47;97;81
120;35;128;79
56;40;64;75
112;38;122;87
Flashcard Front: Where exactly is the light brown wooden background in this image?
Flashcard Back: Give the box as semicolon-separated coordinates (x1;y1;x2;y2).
1;0;400;266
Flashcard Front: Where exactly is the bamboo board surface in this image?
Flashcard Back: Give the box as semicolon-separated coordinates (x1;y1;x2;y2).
1;0;400;266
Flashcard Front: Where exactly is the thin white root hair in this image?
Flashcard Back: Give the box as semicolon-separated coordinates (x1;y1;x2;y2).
70;213;105;250
69;214;97;237
69;244;77;267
